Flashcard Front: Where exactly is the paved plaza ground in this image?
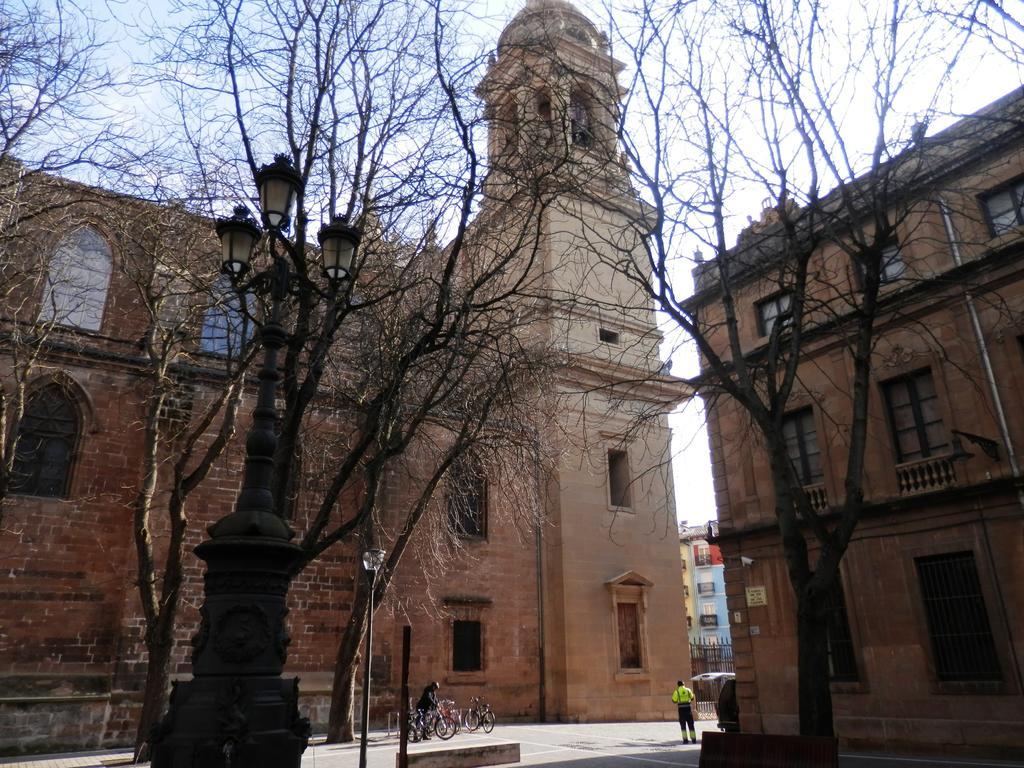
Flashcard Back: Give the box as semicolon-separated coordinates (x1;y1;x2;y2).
2;721;1022;768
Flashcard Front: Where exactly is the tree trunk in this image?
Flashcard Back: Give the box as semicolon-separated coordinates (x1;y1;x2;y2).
328;647;360;743
133;633;174;762
796;590;833;737
325;581;369;743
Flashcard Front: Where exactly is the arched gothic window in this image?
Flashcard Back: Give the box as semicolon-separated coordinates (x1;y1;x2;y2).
569;94;593;149
11;384;80;498
39;227;112;331
447;454;487;539
200;277;251;358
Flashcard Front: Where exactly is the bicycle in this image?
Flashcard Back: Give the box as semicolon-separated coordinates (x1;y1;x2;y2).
462;696;495;733
434;698;461;739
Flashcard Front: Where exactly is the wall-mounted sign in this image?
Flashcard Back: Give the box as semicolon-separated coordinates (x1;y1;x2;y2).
749;625;761;636
745;586;767;607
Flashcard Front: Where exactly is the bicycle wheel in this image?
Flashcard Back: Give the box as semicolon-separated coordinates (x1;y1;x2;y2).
481;710;495;733
435;714;455;740
407;713;421;743
464;708;481;732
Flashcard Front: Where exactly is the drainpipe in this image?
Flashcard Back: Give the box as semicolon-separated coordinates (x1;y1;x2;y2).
938;197;1024;691
533;432;547;722
938;199;1023;493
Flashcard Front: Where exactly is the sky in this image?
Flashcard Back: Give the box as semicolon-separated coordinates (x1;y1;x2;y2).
70;0;1024;526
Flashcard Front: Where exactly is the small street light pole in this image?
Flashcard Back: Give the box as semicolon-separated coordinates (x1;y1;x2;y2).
359;547;386;768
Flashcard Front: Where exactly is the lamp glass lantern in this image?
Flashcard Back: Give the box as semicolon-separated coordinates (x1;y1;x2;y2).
215;206;262;278
255;154;303;231
318;216;361;282
362;548;386;574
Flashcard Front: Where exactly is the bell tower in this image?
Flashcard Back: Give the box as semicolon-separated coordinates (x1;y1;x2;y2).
474;1;690;726
477;0;630;196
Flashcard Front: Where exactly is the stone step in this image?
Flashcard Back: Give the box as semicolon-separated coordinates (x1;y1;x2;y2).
400;740;520;767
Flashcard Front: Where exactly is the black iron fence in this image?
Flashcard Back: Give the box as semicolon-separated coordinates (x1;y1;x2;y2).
689;640;734;720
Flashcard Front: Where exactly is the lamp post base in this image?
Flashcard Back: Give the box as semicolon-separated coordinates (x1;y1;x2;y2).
150;676;309;768
150;536;310;768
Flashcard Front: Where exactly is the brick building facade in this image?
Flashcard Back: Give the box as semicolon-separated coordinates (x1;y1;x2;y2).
690;90;1024;756
0;1;688;755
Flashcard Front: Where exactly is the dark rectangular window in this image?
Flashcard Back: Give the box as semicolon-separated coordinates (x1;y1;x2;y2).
826;584;859;682
607;449;631;508
617;602;642;669
447;457;487;538
882;369;948;463
599;327;620;344
982;179;1024;235
915;552;1002;681
782;408;824;486
756;292;792;337
452;620;482;672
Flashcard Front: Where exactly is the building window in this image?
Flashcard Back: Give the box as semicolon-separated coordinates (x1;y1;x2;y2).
39;226;112;331
782;408;823;485
915;552;1001;682
694;544;711;567
856;242;906;286
982;178;1024;235
756;292;792;337
452;620;482;672
599;327;620;344
447;455;487;538
700;602;718;627
697;580;715;595
607;448;632;508
882;369;948;463
201;277;251;357
569;94;593;149
826;583;859;682
616;602;642;669
879;242;906;283
11;384;79;498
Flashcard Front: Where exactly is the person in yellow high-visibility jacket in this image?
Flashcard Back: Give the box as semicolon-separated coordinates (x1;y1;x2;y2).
671;680;697;743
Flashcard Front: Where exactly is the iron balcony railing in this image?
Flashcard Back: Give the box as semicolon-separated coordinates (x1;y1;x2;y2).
697;582;715;595
699;614;719;627
694;553;713;567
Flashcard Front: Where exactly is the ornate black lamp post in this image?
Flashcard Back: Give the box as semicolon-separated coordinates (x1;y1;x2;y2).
150;155;360;768
358;547;386;768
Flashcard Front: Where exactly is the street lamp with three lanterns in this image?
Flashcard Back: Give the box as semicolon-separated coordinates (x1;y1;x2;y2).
150;154;361;768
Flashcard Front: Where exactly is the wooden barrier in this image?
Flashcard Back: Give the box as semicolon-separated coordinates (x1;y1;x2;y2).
698;731;838;768
400;740;520;768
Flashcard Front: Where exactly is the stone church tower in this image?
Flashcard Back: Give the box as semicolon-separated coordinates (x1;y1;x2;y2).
477;0;690;721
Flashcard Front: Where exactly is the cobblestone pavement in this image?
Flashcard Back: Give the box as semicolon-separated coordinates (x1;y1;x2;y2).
2;721;1022;768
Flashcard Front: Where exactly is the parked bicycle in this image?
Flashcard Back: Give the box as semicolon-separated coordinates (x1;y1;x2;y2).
462;696;495;733
408;698;460;742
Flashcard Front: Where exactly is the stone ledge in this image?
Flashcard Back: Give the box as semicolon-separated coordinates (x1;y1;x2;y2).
0;695;111;704
400;740;520;767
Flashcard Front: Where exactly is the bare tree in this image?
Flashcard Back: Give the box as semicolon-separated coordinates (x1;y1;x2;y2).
139;0;561;747
103;197;259;759
599;0;988;736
